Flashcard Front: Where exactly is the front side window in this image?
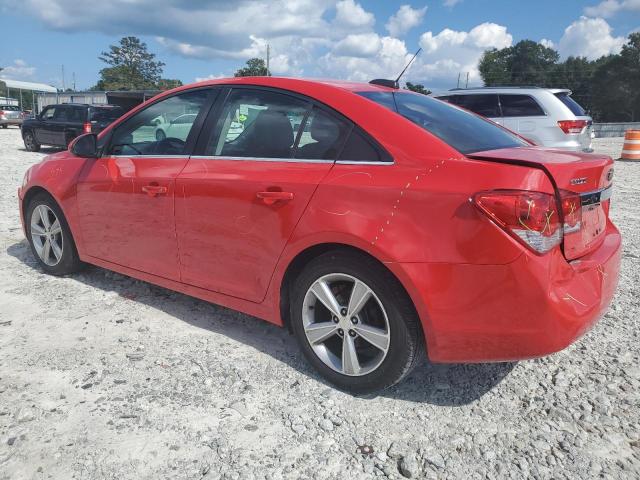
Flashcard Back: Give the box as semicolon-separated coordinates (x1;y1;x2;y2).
108;90;210;156
359;91;528;154
499;95;545;117
206;89;309;158
41;107;56;121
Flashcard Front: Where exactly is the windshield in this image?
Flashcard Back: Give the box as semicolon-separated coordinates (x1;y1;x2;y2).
554;92;587;116
0;105;20;111
358;91;528;154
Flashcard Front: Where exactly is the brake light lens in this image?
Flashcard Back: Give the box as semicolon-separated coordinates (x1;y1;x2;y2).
83;122;92;134
557;120;588;134
473;190;583;254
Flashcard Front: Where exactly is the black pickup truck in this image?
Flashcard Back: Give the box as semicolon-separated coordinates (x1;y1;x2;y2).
21;103;124;152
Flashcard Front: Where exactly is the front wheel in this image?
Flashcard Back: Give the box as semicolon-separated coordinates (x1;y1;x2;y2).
291;251;424;393
23;130;41;152
25;193;82;275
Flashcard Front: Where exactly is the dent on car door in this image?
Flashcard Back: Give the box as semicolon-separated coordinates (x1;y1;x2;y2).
175;88;350;302
75;88;214;280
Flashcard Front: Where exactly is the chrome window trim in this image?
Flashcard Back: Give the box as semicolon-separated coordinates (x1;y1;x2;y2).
106;155;395;165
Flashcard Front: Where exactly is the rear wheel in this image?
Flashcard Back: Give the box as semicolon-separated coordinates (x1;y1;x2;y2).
291;251;423;393
25;193;82;275
23;130;40;152
1;124;7;129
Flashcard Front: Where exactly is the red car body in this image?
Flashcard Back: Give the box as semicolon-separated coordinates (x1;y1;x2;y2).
18;77;621;363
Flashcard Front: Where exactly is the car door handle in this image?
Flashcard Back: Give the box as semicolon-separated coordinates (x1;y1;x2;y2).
256;191;294;205
142;185;168;197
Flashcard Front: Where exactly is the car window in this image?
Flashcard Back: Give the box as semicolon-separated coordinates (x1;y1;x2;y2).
499;95;545;117
295;108;350;160
206;89;309;159
67;107;85;122
1;105;20;111
108;90;209;156
41;107;56;120
554;92;586;116
358;91;528;155
91;107;123;122
339;128;387;162
450;94;501;117
53;106;69;121
172;114;197;125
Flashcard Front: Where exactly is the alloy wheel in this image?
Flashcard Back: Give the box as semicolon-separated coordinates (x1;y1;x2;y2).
302;273;390;376
30;204;64;266
24;133;35;150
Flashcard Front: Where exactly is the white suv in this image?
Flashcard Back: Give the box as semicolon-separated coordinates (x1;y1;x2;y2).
435;87;593;152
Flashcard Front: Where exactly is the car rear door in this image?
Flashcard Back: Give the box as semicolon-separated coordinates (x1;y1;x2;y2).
75;88;215;280
499;94;546;144
448;94;503;125
175;87;347;302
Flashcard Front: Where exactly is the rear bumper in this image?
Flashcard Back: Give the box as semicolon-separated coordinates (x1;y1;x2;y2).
0;118;23;126
395;220;621;362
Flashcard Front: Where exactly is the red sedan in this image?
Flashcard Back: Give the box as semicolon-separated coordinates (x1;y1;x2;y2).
18;77;621;393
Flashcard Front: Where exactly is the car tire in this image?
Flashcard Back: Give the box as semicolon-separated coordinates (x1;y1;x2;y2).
290;250;424;394
23;130;41;152
1;124;7;129
156;129;166;141
25;192;83;276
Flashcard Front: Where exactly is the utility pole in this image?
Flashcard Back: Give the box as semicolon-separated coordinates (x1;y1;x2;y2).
266;44;270;77
456;72;461;89
72;72;76;91
465;72;469;88
61;65;65;91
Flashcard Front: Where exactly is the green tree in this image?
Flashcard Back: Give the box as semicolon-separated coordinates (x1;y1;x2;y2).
479;40;559;86
405;82;431;95
95;36;165;90
157;78;183;90
234;58;268;77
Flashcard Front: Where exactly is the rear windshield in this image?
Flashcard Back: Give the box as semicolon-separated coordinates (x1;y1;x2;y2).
358;91;528;154
0;105;19;111
554;92;586;116
91;107;124;122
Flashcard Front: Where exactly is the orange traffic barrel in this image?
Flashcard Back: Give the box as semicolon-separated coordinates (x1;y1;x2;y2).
621;130;640;160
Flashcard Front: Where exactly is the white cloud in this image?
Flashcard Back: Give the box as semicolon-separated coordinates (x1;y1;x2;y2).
0;59;36;79
333;33;382;57
415;23;512;84
385;5;427;37
540;38;555;49
334;0;375;28
443;0;463;6
584;0;640;18
194;73;226;82
558;16;625;59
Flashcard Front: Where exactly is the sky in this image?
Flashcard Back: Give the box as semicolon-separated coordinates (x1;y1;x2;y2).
0;0;638;92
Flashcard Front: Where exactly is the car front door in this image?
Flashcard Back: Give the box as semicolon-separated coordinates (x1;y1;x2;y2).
35;106;56;144
175;88;349;302
75;88;214;280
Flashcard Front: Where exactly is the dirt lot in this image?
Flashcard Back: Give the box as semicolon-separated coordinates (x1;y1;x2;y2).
1;127;639;479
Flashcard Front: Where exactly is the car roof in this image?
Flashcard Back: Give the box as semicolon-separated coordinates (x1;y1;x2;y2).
438;87;571;96
190;76;398;94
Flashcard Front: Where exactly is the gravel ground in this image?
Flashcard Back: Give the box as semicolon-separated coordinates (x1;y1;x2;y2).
0;128;638;479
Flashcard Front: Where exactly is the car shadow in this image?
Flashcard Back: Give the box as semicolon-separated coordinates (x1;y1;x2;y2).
6;240;515;406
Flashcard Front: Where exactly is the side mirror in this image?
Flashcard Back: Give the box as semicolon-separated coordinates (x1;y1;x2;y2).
71;133;98;158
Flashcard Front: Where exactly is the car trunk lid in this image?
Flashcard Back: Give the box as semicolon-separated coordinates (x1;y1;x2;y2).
468;146;614;260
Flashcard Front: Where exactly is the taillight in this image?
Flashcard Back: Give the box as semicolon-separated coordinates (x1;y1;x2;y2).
557;120;588;134
83;122;92;134
474;189;586;254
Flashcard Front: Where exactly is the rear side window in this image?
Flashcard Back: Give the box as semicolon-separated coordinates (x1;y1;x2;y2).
450;94;500;118
1;105;19;111
207;89;309;159
339;128;386;162
91;107;123;122
359;91;527;155
554;92;586;116
295;108;350;160
499;95;545;117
